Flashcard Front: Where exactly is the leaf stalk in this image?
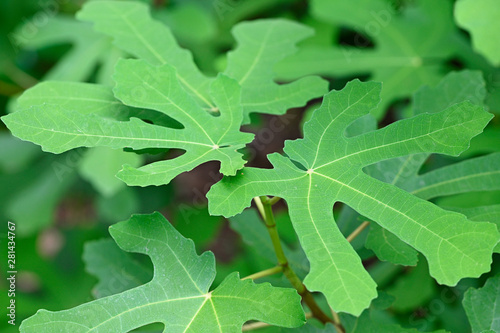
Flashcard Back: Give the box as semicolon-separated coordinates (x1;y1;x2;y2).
253;196;342;328
242;266;283;280
346;221;370;243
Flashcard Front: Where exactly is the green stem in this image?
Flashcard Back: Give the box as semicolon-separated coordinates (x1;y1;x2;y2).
258;196;287;266
254;196;266;224
253;196;337;327
4;65;38;89
330;307;346;333
242;266;283;280
346;221;370;243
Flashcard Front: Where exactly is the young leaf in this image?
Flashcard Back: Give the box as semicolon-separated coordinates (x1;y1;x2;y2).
208;80;498;315
463;274;500;333
455;0;500;66
113;61;255;185
20;212;305;332
2;71;254;186
4;2;327;188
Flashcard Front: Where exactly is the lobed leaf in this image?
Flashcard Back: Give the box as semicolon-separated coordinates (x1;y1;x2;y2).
225;19;328;123
3;1;328;188
20;213;305;332
78;1;326;119
208;79;498;315
2;69;254;186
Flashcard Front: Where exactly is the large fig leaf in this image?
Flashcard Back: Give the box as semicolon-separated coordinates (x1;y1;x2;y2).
20;212;305;332
208;79;498;315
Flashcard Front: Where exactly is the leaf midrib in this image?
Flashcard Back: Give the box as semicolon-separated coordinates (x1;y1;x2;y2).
9;118;214;149
313;113;481;171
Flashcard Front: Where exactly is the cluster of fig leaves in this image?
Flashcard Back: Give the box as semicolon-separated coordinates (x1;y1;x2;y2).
3;1;500;332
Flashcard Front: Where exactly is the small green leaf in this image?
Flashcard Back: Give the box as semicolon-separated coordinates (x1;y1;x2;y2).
113;61;254;185
20;212;305;332
463;274;500;333
78;1;326;119
209;80;497;315
455;0;500;66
